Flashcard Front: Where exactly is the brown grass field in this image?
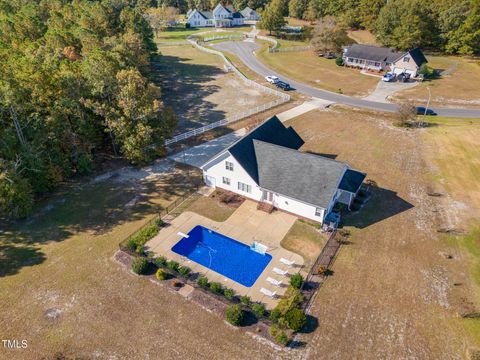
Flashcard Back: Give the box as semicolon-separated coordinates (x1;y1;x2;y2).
347;30;380;46
1;107;480;359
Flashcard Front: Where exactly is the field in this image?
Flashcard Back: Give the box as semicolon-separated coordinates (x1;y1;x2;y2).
393;56;480;108
347;29;379;45
154;45;278;133
283;108;480;358
257;49;379;96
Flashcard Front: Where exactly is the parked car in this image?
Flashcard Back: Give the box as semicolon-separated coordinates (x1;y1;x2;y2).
416;107;437;116
265;75;279;84
397;72;411;83
382;72;395;82
275;81;292;91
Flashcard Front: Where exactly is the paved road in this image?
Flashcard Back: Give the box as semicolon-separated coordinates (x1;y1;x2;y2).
212;41;480;118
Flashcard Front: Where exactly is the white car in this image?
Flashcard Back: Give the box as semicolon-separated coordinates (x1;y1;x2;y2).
265;75;279;84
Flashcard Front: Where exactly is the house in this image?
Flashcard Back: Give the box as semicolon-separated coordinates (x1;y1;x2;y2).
186;4;244;28
240;6;260;21
343;44;427;77
201;116;366;224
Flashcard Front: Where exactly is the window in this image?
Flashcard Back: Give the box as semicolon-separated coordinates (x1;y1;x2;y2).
403;56;410;63
237;182;251;193
315;208;322;217
225;161;233;171
222;177;230;185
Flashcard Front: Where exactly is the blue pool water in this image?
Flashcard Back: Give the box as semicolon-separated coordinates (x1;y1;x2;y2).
171;225;272;287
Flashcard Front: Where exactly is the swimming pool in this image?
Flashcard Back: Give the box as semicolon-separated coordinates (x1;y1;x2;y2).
171;225;272;287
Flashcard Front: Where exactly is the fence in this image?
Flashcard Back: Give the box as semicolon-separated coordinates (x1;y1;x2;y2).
203;34;244;42
163;37;291;146
269;45;312;53
156;41;189;46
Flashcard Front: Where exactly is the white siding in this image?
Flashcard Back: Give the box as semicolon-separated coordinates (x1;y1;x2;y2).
271;192;325;222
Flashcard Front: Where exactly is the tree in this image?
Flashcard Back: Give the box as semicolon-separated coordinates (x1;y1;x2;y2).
357;0;386;30
144;7;180;37
396;101;417;126
288;0;307;18
0;161;34;219
310;16;351;54
258;0;286;35
444;0;480;55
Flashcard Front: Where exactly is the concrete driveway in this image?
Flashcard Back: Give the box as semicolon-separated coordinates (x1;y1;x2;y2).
363;80;418;103
212;40;480;118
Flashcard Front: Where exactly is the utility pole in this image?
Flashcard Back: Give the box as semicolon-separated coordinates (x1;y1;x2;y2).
424;87;431;116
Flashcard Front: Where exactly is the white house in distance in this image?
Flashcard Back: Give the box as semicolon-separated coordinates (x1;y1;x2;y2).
187;4;244;28
240;6;260;21
201;116;366;224
343;44;428;77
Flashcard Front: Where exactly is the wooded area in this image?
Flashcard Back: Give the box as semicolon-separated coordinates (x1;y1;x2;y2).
0;0;177;219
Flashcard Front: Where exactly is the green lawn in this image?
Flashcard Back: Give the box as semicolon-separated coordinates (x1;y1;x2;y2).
156;27;201;42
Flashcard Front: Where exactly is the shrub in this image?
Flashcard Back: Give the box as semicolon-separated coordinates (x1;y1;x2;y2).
290;273;304;289
167;260;179;272
224;288;236;300
284;308;307;331
171;279;181;287
156;268;167;280
125;222;161;253
225;304;244;326
252;303;266;318
240;295;251;307
197;276;209;287
269;308;282;323
154;256;167;267
268;325;289;346
335;55;344;66
209;282;223;294
132;257;149;275
317;265;327;275
178;266;191;278
418;63;435;78
126;238;137;252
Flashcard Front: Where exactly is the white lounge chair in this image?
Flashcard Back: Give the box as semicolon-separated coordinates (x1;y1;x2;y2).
260;287;277;298
280;257;295;266
266;277;282;287
273;267;288;276
250;242;268;255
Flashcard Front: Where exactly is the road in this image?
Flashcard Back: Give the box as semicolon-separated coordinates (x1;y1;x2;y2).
212;41;480;118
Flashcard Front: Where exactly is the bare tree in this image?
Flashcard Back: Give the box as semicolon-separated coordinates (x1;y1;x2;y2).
396;101;418;127
310;16;351;56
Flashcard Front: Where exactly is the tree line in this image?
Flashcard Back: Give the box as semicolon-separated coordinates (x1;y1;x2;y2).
0;0;177;219
260;0;480;55
145;0;270;13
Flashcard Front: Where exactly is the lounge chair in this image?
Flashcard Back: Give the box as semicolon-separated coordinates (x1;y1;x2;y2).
280;257;295;266
250;242;268;255
266;277;282;287
260;287;277;298
273;267;288;276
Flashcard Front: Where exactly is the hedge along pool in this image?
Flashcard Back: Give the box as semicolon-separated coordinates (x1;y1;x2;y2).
171;225;272;287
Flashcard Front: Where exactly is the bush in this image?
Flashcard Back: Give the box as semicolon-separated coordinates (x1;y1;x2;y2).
240;295;252;307
268;325;289;346
167;260;179;272
224;288;236;300
154;256;167;267
252;303;266;318
418;63;435;78
197;276;209;287
284;308;307;331
178;266;191;278
269;308;282;323
156;268;167;280
290;273;304;289
125;222;161;254
132;257;149;275
209;282;223;294
126;238;137;252
335;55;344;66
225;304;244;326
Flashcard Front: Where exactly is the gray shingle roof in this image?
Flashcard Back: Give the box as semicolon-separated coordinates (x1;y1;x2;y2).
345;44;402;63
198;11;213;19
227;116;304;183
253;140;348;209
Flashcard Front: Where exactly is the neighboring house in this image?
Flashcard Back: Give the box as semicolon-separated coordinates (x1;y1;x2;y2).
187;4;244;28
201;116;366;224
343;44;428;77
240;6;260;21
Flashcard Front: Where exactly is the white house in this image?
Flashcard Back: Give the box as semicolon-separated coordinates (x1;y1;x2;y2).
343;44;428;77
186;4;244;28
201;116;366;224
240;6;260;21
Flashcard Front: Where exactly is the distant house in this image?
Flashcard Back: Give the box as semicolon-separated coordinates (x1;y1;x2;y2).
187;4;244;28
343;44;428;77
201;116;366;224
240;6;260;21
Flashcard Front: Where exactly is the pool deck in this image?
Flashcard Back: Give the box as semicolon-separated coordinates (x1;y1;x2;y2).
145;200;304;308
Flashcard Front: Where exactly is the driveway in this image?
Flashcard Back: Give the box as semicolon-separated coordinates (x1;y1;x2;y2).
363;80;418;103
212;40;480;118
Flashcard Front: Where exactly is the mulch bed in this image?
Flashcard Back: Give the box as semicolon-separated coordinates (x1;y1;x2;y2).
113;250;277;346
210;189;246;208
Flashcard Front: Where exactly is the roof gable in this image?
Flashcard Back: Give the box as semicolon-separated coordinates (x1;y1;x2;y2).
227;116;304;183
254;141;348;209
339;169;366;193
213;3;231;14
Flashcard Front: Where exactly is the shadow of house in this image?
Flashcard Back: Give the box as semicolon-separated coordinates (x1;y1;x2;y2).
151;54;228;133
305;151;338;160
341;184;414;229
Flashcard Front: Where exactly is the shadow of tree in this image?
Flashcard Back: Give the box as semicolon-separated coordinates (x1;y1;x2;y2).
151;53;227;133
0;167;199;278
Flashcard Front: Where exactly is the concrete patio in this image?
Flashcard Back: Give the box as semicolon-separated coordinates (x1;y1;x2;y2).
145;200;304;308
